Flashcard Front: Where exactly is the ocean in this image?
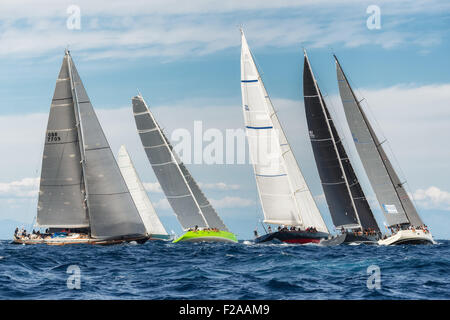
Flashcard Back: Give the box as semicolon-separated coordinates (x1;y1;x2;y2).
0;240;448;300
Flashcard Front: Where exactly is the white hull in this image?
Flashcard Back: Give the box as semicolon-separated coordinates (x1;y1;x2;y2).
378;229;435;246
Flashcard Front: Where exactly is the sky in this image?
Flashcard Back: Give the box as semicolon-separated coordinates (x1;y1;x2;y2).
0;0;449;240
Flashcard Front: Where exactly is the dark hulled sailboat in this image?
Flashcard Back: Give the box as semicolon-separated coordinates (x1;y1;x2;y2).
241;31;330;244
303;50;381;244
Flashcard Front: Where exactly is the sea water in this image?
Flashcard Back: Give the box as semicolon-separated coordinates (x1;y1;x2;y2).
0;240;448;299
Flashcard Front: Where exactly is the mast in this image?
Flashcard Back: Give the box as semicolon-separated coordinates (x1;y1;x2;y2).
303;50;365;229
335;55;422;227
241;30;328;232
66;50;91;231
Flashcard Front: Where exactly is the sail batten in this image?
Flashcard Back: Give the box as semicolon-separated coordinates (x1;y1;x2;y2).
132;95;229;231
335;56;423;227
241;31;328;232
303;52;379;231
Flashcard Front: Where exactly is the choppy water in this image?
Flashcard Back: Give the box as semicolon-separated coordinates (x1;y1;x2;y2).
0;239;448;299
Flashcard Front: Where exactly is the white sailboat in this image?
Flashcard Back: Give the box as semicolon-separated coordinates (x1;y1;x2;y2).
13;50;148;245
334;55;435;245
240;30;329;244
117;145;170;241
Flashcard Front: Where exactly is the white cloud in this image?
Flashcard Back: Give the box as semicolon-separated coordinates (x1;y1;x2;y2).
143;182;162;193
412;186;450;211
198;182;240;191
0;0;448;59
210;196;254;209
0;177;39;198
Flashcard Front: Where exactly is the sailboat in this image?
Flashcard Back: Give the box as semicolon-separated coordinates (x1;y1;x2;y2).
240;30;329;244
334;55;435;245
131;94;237;243
302;50;381;245
117;145;170;241
13;50;148;245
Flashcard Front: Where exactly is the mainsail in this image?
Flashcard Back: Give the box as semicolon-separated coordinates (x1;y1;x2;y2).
335;55;423;227
303;51;379;231
132;95;229;231
117;145;168;236
37;50;146;240
37;52;88;228
240;30;328;232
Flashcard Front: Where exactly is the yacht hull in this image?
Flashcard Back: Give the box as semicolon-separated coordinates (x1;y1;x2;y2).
320;232;379;246
255;230;329;244
172;230;238;243
378;229;435;245
12;234;148;246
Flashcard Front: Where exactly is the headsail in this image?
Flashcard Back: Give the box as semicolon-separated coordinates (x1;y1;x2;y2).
66;52;146;239
117;145;168;236
36;53;88;228
303;51;379;231
335;55;423;227
132;95;228;231
240;30;328;232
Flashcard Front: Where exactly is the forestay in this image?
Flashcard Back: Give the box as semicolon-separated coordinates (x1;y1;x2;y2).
240;30;328;232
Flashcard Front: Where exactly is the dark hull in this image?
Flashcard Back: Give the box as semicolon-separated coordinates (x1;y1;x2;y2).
255;231;329;244
321;232;378;246
342;233;379;244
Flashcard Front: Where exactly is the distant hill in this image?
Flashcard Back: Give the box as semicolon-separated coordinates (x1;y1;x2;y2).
0;219;31;240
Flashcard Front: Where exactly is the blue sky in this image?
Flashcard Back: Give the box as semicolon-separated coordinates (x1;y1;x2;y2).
0;0;449;239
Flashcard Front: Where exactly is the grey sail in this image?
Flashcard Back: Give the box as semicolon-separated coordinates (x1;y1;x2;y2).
132;95;212;230
335;55;423;227
36;54;89;228
303;52;379;231
67;53;146;239
166;136;229;231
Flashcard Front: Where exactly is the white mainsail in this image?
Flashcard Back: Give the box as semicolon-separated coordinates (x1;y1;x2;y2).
117;145;168;236
240;30;328;232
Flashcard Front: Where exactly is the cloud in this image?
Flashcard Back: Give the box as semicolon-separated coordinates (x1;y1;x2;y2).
198;182;240;191
143;182;162;193
0;0;448;59
210;196;254;209
412;186;450;211
0;177;39;198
